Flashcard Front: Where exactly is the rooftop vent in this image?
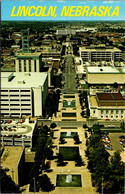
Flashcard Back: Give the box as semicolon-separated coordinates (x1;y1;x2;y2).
24;73;30;76
18;80;25;84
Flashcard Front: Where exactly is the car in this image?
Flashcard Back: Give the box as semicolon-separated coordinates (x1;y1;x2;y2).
105;118;110;121
7;120;12;124
104;145;113;150
0;120;4;124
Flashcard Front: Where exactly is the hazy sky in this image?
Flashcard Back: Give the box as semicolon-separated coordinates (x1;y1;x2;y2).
1;1;125;21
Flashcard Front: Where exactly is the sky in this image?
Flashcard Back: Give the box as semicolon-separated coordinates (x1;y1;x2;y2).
1;0;125;21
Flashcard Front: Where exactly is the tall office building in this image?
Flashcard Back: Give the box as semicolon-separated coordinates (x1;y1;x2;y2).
21;29;29;53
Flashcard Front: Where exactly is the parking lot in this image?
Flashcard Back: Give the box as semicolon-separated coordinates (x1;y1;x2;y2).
0;119;36;148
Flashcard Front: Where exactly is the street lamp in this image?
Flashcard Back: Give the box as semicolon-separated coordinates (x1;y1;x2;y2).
102;177;104;194
33;177;36;194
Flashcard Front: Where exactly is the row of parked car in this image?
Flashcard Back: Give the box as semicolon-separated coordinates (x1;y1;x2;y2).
0;119;25;124
101;132;113;150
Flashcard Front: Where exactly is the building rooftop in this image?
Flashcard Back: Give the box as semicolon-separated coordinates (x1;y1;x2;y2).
87;66;125;74
16;52;42;59
1;146;24;182
80;46;121;52
97;93;124;101
1;72;47;88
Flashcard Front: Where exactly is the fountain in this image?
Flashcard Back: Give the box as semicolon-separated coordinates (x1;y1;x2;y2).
68;101;71;106
66;174;72;183
66;131;71;136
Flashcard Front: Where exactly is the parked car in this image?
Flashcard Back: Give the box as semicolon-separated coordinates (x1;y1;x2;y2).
105;118;110;121
7;120;12;124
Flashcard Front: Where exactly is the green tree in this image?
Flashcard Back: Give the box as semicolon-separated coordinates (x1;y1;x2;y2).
39;174;55;191
0;168;20;193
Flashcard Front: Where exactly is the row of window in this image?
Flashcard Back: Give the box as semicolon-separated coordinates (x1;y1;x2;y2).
1;90;30;92
1;95;31;97
101;110;124;114
101;115;124;118
1;104;31;106
1;99;31;101
19;59;37;72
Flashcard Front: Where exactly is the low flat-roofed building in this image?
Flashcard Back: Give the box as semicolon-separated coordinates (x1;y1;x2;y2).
15;52;43;72
79;46;122;62
1;146;25;185
89;92;125;119
86;66;125;85
41;49;61;59
1;72;48;117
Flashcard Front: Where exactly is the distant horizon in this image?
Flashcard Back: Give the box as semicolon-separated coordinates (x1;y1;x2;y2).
1;20;125;22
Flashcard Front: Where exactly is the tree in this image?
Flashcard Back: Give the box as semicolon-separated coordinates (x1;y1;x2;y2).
39;174;54;192
57;153;64;165
113;82;118;89
59;137;65;144
50;122;57;129
45;147;53;160
0;169;20;193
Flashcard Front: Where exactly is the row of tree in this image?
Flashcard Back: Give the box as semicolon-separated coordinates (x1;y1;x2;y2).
29;125;55;192
79;91;90;118
85;124;124;193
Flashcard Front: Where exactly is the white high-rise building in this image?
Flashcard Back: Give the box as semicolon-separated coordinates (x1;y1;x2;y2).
1;72;48;117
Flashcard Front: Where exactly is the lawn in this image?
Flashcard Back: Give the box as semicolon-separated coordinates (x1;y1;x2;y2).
64;95;75;98
60;132;78;138
63;101;76;108
62;113;76;117
59;146;79;161
81;84;89;89
56;174;82;187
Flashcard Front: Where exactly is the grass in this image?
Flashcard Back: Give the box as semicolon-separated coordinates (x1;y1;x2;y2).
56;174;82;187
64;95;75;98
60;132;78;138
62;113;76;117
59;146;79;161
63;101;76;108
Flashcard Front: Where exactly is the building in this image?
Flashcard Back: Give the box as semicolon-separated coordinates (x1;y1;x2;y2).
15;52;43;72
41;49;61;59
86;67;125;85
56;29;76;35
79;46;122;62
1;72;48;117
1;119;36;148
1;146;25;185
89;93;125;119
21;29;29;53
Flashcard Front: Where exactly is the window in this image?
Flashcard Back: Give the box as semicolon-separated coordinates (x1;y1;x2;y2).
10;99;19;101
21;104;30;106
21;90;30;92
29;60;31;72
34;60;36;72
111;110;113;114
116;116;118;118
10;90;19;92
101;110;103;114
116;110;118;114
93;110;95;114
101;116;103;118
106;110;108;114
24;60;26;72
121;110;123;114
19;60;21;72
